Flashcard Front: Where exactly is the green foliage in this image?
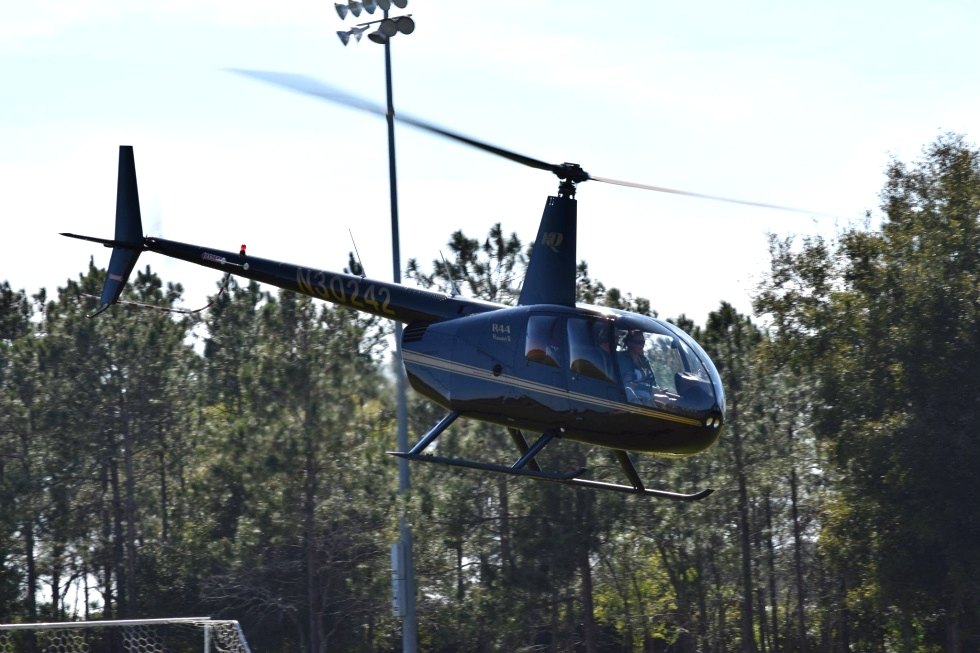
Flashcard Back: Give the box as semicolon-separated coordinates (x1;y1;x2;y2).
194;289;396;652
406;223;526;304
577;261;653;316
0;282;32;342
755;133;980;651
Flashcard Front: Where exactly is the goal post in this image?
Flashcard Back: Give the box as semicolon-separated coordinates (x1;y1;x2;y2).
0;617;251;653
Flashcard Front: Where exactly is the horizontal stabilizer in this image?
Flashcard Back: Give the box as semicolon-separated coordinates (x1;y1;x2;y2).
60;232;143;249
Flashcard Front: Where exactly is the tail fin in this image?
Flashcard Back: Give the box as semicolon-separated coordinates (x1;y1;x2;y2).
64;146;145;316
517;194;577;307
99;146;145;313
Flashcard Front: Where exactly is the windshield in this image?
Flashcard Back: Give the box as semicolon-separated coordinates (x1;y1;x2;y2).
614;317;718;413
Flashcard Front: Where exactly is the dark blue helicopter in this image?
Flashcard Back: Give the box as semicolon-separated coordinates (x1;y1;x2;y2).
60;72;818;501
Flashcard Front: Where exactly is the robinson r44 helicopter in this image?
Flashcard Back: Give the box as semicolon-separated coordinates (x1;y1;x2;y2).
63;71;814;500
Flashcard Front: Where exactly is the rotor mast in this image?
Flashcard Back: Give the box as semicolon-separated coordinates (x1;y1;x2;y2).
555;162;588;198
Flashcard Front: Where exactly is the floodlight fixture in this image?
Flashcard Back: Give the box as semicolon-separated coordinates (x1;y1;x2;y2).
362;0;377;14
394;16;415;34
348;1;363;18
379;17;398;37
357;14;414;45
334;3;349;19
392;0;408;7
376;0;391;9
337;26;368;45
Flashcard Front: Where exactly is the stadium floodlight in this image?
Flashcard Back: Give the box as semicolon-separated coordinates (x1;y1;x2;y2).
379;17;398;36
364;14;413;44
331;3;417;650
351;26;367;41
394;16;415;34
338;25;368;45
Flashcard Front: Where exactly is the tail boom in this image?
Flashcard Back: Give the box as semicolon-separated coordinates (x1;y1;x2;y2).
70;146;497;323
142;236;496;324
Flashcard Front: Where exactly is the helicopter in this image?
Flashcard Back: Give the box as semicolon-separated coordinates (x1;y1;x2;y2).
62;71;814;501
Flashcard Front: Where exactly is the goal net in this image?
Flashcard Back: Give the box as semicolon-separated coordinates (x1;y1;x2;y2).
0;618;251;653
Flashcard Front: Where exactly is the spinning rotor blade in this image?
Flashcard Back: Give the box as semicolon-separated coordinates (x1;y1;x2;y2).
588;175;832;216
231;69;561;175
234;69;830;214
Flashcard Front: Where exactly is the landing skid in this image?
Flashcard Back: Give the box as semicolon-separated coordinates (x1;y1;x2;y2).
388;412;714;501
390;451;587;482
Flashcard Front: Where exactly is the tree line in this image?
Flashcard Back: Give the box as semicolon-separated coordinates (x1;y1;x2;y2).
2;134;978;652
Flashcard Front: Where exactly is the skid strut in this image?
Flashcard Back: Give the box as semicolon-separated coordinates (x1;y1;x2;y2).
507;427;542;472
389;414;713;501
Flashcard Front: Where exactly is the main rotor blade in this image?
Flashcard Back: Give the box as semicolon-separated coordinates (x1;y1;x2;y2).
231;69;561;175
233;69;833;216
588;174;834;216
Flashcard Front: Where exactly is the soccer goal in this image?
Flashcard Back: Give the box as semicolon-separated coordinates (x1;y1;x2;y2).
0;617;251;653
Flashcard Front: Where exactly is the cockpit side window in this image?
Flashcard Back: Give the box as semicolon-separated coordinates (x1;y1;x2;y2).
616;329;659;404
645;334;688;393
525;315;562;368
567;318;615;383
614;319;716;411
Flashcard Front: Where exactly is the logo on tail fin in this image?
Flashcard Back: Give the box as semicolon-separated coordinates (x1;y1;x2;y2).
542;232;564;252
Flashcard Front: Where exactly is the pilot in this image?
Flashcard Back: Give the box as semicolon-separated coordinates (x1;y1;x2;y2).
619;330;657;403
594;323;615;380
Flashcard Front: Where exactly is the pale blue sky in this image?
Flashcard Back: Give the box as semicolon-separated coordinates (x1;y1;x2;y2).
2;1;978;323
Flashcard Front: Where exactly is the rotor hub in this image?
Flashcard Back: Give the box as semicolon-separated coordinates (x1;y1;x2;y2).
555;162;588;197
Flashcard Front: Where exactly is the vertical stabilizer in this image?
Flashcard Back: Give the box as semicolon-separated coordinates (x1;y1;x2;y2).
517;194;577;306
94;146;144;315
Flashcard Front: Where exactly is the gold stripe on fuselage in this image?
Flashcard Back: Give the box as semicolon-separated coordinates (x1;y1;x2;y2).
401;351;703;427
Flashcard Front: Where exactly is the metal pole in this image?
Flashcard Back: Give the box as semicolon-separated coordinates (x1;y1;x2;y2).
383;13;418;653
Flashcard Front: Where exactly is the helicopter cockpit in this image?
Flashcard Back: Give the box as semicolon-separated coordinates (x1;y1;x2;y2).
611;316;724;417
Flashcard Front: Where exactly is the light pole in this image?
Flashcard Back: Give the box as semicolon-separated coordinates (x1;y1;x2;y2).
335;3;417;652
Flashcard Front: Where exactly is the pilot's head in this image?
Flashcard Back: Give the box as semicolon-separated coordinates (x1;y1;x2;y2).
625;330;645;350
